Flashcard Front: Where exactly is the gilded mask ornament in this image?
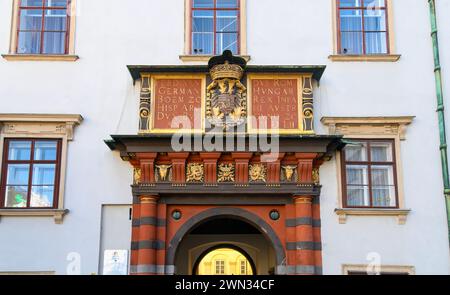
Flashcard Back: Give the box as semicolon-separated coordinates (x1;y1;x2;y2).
156;165;172;182
186;163;204;183
281;165;297;182
133;168;142;184
218;163;235;182
249;164;267;182
312;168;320;184
206;51;247;131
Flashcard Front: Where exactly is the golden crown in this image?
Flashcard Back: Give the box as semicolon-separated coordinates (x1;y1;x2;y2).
210;62;244;80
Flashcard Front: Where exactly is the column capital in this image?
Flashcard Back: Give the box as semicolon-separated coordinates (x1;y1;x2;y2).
139;195;159;204
293;195;314;204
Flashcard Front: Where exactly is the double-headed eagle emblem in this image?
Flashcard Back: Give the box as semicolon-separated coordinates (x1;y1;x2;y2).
206;51;247;131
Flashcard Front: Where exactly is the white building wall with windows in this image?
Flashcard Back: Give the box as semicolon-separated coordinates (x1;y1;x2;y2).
0;0;449;275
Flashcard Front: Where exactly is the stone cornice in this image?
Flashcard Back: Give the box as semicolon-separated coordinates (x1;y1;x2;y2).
321;116;415;140
0;113;83;124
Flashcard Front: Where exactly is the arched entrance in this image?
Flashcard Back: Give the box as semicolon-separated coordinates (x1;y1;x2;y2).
193;244;256;275
167;207;286;275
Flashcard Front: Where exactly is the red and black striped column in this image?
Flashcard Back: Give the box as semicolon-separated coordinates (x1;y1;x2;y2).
286;195;321;275
131;195;164;275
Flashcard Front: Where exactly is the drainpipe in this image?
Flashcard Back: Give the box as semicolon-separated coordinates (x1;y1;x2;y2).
428;0;450;246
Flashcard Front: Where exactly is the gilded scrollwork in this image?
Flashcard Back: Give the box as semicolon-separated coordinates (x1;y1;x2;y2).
186;163;204;183
139;75;151;132
249;163;267;183
218;163;235;182
302;76;314;132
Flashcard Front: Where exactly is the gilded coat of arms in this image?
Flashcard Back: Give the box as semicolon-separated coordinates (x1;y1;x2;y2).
206;51;247;131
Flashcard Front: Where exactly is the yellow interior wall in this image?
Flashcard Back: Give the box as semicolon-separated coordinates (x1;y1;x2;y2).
197;248;253;275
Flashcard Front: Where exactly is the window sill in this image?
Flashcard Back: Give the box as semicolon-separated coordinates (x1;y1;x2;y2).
0;209;69;224
179;54;251;63
1;54;79;62
328;54;401;62
334;208;411;225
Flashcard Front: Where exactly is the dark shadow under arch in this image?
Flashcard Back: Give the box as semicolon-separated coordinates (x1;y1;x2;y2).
166;207;286;271
192;243;257;275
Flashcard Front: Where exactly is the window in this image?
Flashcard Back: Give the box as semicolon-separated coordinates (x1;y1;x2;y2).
16;0;71;54
1;139;62;209
240;260;247;275
191;0;240;55
341;139;398;208
215;260;225;274
337;0;389;55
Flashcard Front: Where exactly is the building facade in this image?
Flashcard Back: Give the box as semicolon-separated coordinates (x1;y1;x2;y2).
0;0;449;275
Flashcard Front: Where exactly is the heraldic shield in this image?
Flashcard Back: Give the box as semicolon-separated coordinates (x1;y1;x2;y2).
206;50;248;131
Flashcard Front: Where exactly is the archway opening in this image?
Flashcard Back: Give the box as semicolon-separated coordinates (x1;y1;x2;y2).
173;216;278;275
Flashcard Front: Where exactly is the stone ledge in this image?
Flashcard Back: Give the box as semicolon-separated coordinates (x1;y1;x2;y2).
1;54;79;62
328;54;401;62
334;208;411;225
179;54;251;63
0;209;69;224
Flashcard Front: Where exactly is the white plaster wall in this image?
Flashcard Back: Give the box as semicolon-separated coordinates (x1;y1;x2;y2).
0;0;448;274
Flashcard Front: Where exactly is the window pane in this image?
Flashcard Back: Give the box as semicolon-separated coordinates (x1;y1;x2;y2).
17;31;42;54
365;32;387;54
347;186;370;206
192;10;214;32
372;186;396;207
340;9;362;31
44;8;67;31
371;165;394;185
363;0;385;8
43;32;66;54
217;10;238;32
340;0;361;8
346;165;368;185
19;9;43;30
217;0;238;8
193;33;214;54
4;186;29;208
216;33;238;54
341;32;363;54
32;164;56;185
34;141;58;160
370;142;393;162
45;0;67;7
21;0;43;7
193;0;214;8
6;164;30;185
8;141;32;160
364;9;386;31
344;142;367;161
371;165;396;207
31;185;54;207
192;10;214;54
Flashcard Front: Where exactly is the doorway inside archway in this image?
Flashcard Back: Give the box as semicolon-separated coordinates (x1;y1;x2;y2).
174;217;277;275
